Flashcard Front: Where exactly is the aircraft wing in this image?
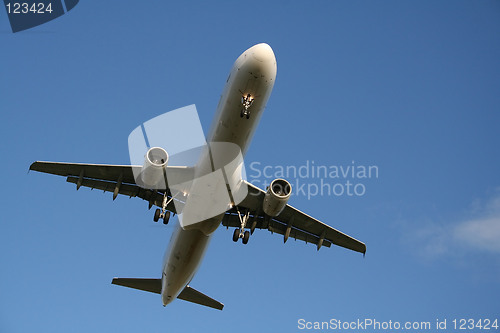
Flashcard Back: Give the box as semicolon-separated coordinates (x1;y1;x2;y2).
222;181;366;254
30;161;365;253
29;161;193;213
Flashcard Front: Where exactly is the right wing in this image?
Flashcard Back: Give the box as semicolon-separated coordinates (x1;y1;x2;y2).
223;180;366;254
29;161;194;212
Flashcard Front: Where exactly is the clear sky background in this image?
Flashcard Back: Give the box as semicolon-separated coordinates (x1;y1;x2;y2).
1;1;499;332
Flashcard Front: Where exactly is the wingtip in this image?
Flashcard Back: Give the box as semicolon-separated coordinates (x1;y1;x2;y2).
28;161;40;174
29;161;44;172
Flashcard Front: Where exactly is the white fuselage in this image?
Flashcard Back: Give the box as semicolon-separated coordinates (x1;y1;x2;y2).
161;43;277;306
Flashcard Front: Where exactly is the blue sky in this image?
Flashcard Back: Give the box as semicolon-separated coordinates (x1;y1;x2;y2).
1;1;499;332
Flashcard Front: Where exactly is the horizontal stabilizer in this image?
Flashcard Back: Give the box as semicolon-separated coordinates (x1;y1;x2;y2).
112;278;161;294
111;278;224;310
178;285;224;310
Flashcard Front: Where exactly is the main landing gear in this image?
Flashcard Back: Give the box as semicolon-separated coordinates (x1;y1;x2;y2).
232;208;250;244
153;192;175;224
154;209;170;224
240;93;254;119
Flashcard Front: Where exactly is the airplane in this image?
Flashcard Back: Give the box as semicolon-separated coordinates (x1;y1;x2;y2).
30;43;366;311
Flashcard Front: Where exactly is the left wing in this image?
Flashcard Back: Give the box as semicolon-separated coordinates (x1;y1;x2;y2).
222;181;366;254
29;161;193;212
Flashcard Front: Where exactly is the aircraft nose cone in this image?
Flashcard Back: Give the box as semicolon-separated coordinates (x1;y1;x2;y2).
250;43;275;63
234;43;277;82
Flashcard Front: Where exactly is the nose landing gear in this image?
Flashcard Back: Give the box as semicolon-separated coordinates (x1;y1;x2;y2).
240;94;254;119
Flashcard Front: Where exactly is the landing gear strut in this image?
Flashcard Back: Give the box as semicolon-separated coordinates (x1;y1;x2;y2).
240;93;254;119
153;192;176;224
232;208;251;244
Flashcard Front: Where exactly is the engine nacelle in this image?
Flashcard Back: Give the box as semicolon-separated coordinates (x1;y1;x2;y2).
141;147;169;188
262;178;292;217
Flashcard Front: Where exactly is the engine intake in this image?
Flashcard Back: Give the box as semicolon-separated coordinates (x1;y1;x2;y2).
262;178;292;217
141;147;169;188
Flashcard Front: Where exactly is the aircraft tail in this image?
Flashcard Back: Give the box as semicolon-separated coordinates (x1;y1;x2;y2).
111;278;224;310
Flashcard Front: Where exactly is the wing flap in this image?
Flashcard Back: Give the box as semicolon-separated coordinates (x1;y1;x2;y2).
222;214;332;248
30;161;140;184
30;161;195;185
276;205;365;253
29;161;194;211
66;176;179;213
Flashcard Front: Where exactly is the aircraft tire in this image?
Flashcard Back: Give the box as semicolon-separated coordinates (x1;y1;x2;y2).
242;231;250;244
232;228;240;242
163;211;170;225
154;208;161;222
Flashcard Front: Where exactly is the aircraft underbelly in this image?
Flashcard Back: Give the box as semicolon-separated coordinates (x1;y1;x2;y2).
161;43;277;307
162;222;212;305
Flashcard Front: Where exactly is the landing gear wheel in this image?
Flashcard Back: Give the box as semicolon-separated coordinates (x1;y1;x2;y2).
246;113;250;119
232;228;240;242
240;110;244;118
163;211;170;225
242;230;250;244
153;208;161;222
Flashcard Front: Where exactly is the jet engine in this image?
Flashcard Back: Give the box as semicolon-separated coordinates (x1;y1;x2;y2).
262;178;292;217
141;147;168;188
